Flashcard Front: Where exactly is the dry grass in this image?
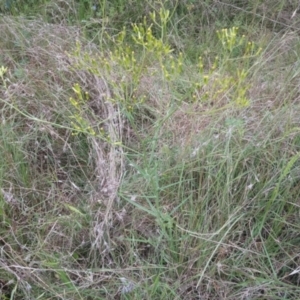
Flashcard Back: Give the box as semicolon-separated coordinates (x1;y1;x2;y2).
1;10;300;300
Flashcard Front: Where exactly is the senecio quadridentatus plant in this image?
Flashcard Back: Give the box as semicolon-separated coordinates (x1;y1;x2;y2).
68;9;263;138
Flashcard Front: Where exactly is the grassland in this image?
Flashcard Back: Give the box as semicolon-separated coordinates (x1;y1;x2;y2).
1;1;300;299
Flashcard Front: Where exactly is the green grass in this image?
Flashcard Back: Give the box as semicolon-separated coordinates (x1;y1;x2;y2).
1;1;300;299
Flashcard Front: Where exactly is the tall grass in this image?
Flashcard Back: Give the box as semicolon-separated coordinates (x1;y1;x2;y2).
0;1;300;299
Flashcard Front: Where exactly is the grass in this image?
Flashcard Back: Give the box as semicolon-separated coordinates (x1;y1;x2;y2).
1;1;300;299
